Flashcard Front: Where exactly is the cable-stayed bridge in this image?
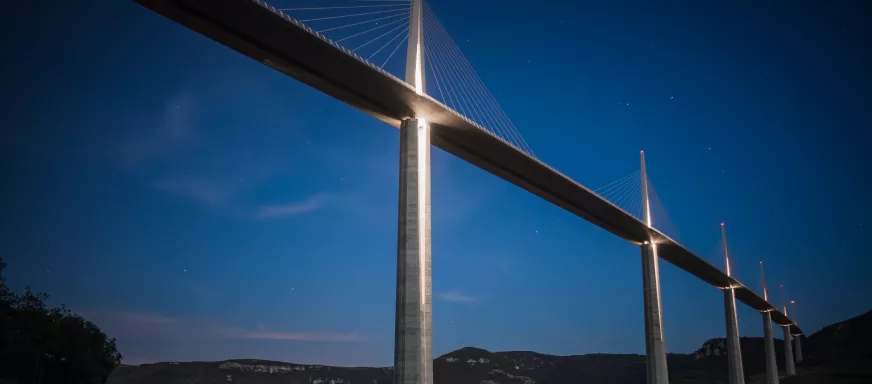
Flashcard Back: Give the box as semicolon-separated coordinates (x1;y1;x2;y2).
132;1;805;383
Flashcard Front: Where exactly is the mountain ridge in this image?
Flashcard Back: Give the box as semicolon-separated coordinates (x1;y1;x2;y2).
108;309;872;384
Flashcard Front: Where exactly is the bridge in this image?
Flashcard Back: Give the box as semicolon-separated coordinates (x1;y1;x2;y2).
132;1;806;383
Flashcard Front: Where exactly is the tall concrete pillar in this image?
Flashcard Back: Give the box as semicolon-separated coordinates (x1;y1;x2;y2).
395;1;431;383
794;334;803;364
642;242;669;384
791;301;802;364
779;286;795;377
782;326;796;376
723;289;745;384
759;263;778;384
762;312;779;384
393;118;433;384
721;224;745;384
640;151;669;384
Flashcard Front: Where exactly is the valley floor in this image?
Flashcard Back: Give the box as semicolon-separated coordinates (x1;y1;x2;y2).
747;359;872;384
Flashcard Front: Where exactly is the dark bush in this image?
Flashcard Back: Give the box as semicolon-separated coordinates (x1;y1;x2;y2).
0;258;122;384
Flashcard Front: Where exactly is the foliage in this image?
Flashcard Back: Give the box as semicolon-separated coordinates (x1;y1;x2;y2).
0;258;122;384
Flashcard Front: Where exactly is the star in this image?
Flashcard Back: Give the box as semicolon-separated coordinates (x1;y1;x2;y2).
535;230;539;234
183;269;187;272
626;103;630;106
708;147;712;151
670;96;674;100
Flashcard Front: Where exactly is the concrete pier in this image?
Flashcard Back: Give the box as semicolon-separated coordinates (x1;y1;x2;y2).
783;326;796;377
394;1;431;382
724;288;745;384
640;151;669;384
791;301;803;364
721;225;745;384
642;242;670;384
393;118;433;384
762;312;779;384
794;334;803;364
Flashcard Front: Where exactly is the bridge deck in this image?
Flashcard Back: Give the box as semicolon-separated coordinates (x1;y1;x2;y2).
134;0;802;333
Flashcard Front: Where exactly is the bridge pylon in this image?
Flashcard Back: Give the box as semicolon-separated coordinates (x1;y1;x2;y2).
640;151;669;384
721;224;745;384
760;262;779;384
791;301;803;363
394;1;433;384
780;285;796;376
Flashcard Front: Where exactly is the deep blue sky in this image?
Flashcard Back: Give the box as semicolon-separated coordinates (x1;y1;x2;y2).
2;0;871;367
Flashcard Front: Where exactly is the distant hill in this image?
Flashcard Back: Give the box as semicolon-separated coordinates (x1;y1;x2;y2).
106;348;727;384
108;350;674;384
433;347;652;384
108;310;872;384
684;336;788;382
109;360;392;384
803;310;872;365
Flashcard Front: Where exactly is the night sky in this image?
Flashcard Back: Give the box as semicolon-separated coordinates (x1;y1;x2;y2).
2;0;871;367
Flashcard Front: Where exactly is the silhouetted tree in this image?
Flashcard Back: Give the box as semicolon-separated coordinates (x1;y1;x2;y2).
0;258;121;384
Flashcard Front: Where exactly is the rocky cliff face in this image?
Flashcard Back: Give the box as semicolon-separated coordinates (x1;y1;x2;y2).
693;338;727;359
